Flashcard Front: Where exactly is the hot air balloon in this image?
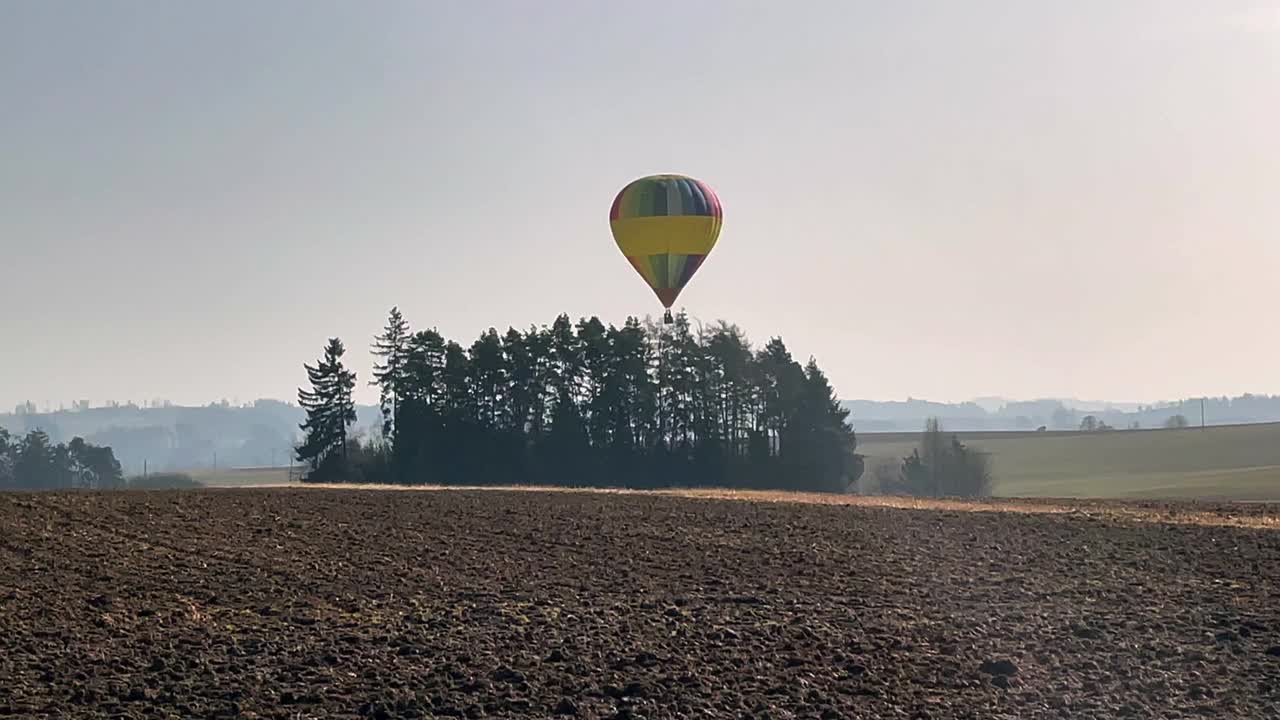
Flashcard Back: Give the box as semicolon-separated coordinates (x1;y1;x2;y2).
609;174;722;324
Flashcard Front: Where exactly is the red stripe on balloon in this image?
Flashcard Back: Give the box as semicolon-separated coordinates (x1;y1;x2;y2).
697;180;721;218
609;187;625;221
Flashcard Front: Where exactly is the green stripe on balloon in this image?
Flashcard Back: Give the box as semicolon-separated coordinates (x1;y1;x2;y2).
648;254;670;289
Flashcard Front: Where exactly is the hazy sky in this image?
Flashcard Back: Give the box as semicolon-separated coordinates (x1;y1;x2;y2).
2;1;1278;410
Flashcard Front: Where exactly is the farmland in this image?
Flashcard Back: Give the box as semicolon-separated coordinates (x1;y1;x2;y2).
1;488;1278;718
858;422;1280;500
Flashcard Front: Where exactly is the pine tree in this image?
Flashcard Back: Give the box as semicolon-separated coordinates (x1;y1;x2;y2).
297;338;358;480
469;328;508;430
663;312;698;453
576;317;612;448
756;337;803;457
787;359;860;491
548;313;583;410
402;329;448;408
523;325;554;439
14;430;57;489
371;307;411;440
0;429;13;490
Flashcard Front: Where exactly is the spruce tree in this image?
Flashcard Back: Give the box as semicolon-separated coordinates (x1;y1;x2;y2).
547;314;583;409
371;307;411;440
14;430;60;489
402;329;448;408
469;328;508;430
663;312;698;453
757;337;804;458
523;325;554;439
786;359;860;491
0;429;12;489
297;338;358;480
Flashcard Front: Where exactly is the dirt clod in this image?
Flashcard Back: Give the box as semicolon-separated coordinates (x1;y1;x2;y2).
979;659;1019;676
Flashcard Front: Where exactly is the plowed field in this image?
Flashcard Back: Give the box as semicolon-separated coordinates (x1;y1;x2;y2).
2;489;1278;719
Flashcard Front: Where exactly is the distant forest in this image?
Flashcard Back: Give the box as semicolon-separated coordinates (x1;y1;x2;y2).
0;400;381;477
0;429;124;490
294;309;862;492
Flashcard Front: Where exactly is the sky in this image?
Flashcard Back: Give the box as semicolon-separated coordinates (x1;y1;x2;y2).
2;1;1278;410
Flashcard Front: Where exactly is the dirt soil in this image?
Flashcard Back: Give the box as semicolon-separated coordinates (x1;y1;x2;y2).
1;488;1278;719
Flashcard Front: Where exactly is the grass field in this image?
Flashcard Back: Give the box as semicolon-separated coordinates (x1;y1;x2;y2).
188;423;1280;501
185;466;296;487
858;422;1280;500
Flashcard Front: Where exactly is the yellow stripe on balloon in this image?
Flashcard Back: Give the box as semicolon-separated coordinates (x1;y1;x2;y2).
609;216;720;256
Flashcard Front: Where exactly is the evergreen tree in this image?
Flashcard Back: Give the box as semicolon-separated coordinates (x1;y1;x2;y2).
403;329;447;408
469;328;508;430
503;327;535;435
442;341;472;417
704;322;753;457
523;325;554;439
296;338;358;481
663;312;699;454
547;314;582;407
371;307;411;439
0;429;13;489
541;387;591;485
778;359;861;492
390;328;450;485
756;337;804;458
14;429;57;489
576;317;612;448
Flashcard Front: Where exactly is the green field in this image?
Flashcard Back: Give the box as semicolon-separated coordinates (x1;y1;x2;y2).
858;422;1280;500
188;424;1280;501
186;466;296;487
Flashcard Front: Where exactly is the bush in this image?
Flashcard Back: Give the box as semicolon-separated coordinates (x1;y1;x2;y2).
858;457;901;495
880;418;993;498
128;473;203;490
298;446;367;484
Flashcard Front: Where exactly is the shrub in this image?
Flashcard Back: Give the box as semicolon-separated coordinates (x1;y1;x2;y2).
881;418;993;498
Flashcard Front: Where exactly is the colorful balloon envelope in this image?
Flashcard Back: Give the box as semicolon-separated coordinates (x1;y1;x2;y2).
609;174;722;322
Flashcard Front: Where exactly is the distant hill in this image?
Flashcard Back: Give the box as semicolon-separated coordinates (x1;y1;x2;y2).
843;394;1280;433
970;396;1144;414
0;400;382;476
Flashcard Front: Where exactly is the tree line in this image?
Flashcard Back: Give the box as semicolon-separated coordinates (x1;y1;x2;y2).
0;428;124;490
1078;413;1191;432
295;308;864;492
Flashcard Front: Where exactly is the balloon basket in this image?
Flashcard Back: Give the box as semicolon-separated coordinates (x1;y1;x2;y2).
663;310;674;325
